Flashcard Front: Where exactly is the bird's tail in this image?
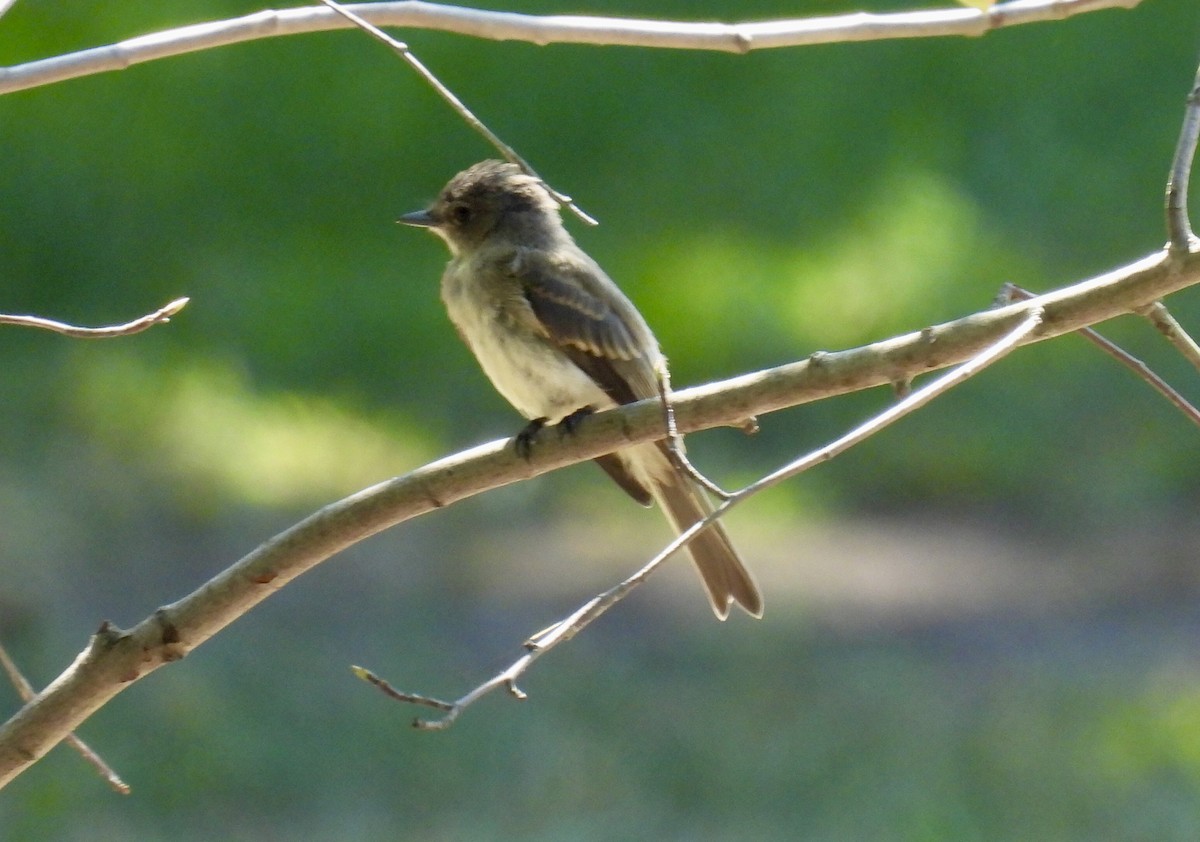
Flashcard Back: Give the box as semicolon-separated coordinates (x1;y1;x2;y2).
627;443;763;620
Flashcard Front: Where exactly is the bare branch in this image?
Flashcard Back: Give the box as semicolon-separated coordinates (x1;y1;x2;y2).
2;243;1198;787
0;643;129;794
0;0;1141;96
0;297;189;339
1166;60;1200;252
350;665;456;714
352;663;530;732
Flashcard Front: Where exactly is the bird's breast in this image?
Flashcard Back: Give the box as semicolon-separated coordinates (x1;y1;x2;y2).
441;262;611;422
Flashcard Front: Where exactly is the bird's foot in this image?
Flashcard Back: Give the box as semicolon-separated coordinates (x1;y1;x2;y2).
514;417;548;460
557;406;595;438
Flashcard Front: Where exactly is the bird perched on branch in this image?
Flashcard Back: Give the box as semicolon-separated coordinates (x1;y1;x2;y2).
400;160;761;619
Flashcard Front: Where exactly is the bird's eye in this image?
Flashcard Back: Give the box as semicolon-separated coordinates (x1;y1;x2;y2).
451;204;472;225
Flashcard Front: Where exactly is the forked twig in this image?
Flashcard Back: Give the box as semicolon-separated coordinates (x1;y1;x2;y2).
0;297;188;339
1002;284;1200;428
1139;301;1200;376
0;643;129;794
318;0;596;226
652;361;736;500
358;308;1045;728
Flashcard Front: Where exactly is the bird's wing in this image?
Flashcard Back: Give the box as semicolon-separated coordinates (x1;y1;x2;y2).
504;247;661;404
502;246;664;508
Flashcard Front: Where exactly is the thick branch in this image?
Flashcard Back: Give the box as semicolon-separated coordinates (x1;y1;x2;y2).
0;0;1141;96
1;243;1197;788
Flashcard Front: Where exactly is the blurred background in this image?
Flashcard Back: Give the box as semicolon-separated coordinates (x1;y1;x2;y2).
3;0;1200;838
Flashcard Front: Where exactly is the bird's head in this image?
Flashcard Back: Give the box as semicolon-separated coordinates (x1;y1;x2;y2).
399;160;564;256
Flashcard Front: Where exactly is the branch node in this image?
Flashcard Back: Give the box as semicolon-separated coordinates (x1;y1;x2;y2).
736;416;760;436
994;282;1018;306
413;710;456;731
1138;300;1200;376
91;621;127;652
152;609;186;662
153;609;180;646
524;621;559;650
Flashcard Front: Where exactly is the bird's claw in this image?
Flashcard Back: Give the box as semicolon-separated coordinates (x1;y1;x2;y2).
514;418;548;459
557;406;595;437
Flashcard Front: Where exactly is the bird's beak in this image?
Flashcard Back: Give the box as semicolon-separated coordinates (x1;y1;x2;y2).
398;209;437;228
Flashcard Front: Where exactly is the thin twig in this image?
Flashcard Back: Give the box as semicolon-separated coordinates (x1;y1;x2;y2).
318;0;596;226
0;643;129;794
1166;60;1200;252
0;297;189;339
1139;300;1200;376
350;666;455;713
653;360;733;500
0;1;1141;96
361;309;1044;729
1002;285;1200;428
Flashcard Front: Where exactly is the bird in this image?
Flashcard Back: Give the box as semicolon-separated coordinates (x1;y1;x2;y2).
399;160;762;619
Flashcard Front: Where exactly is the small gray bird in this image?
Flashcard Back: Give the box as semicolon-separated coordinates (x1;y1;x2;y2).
400;160;762;619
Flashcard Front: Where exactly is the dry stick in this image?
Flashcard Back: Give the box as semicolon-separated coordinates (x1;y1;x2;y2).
350;665;458;712
317;0;596;226
1139;301;1200;374
1002;284;1200;427
0;643;129;795
358;309;1045;730
653;361;736;500
0;297;189;339
1166;60;1200;252
0;0;1141;96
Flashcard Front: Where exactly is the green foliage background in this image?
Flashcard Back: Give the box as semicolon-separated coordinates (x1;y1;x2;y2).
3;0;1200;838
